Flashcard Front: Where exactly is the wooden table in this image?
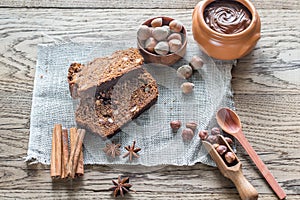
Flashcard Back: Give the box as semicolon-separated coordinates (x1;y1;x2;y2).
0;0;299;199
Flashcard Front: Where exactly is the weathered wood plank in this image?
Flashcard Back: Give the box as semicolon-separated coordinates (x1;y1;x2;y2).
6;190;299;200
0;0;299;10
0;8;299;94
0;7;299;200
0;157;298;196
3;190;300;200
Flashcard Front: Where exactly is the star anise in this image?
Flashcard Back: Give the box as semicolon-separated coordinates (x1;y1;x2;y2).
109;176;134;197
123;140;141;161
103;142;121;158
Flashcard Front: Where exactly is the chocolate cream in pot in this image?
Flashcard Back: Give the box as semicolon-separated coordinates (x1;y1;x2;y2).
204;0;252;34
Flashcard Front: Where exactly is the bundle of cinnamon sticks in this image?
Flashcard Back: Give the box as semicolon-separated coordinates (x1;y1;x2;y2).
50;124;85;179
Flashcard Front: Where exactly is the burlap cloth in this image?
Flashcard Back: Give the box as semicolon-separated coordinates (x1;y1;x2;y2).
26;40;235;167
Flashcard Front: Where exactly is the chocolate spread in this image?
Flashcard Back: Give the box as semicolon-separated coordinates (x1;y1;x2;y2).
204;0;252;34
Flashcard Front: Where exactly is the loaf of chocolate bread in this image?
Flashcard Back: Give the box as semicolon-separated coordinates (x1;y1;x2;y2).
68;48;158;138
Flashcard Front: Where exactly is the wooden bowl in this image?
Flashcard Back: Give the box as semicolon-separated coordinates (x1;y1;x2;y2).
137;16;187;66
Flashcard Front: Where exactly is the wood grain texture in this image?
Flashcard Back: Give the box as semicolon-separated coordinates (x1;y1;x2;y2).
0;6;299;200
0;0;299;10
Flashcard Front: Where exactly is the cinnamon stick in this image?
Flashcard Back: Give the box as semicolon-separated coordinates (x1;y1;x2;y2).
61;128;69;179
68;128;85;178
68;127;77;178
69;127;77;158
50;124;62;179
72;129;85;178
76;139;84;177
70;128;85;177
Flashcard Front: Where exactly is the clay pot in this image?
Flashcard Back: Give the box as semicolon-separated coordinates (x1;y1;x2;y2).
192;0;261;60
137;16;187;66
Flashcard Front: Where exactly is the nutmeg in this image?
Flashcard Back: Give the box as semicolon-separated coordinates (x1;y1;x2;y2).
225;151;236;164
198;130;208;140
137;25;152;41
167;33;182;42
144;37;157;53
169;20;183;33
186;121;198;131
189;56;204;70
177;65;193;79
152;27;169;41
180;82;194;94
154;41;169;55
168;39;182;53
181;128;194;141
151;18;163;27
170;120;182;133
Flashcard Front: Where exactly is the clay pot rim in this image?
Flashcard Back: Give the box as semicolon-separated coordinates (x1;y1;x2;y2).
197;0;258;39
137;16;187;58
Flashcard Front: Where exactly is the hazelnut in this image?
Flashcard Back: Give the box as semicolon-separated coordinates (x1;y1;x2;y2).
225;151;236;164
181;82;194;94
152;27;169;41
149;26;155;34
151;18;163;27
215;145;228;156
206;135;218;144
181;128;194;141
224;137;234;146
168;39;182;53
211;127;221;135
186;121;198;131
189;56;204;70
167;33;182;42
163;25;171;35
169;20;183;32
144;37;157;53
137;25;152;41
177;65;193;79
154;41;169;55
198;130;208;140
170;120;182;132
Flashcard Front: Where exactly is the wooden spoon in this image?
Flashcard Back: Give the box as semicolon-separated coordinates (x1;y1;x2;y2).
203;135;258;200
216;107;286;200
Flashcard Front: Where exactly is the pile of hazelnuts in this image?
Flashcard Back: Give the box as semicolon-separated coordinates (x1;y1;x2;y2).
199;127;237;165
170;120;198;142
137;18;185;55
177;56;204;94
170;120;236;165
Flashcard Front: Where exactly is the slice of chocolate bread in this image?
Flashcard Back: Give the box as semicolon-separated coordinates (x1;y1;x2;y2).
68;48;144;98
68;48;158;138
75;68;158;138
